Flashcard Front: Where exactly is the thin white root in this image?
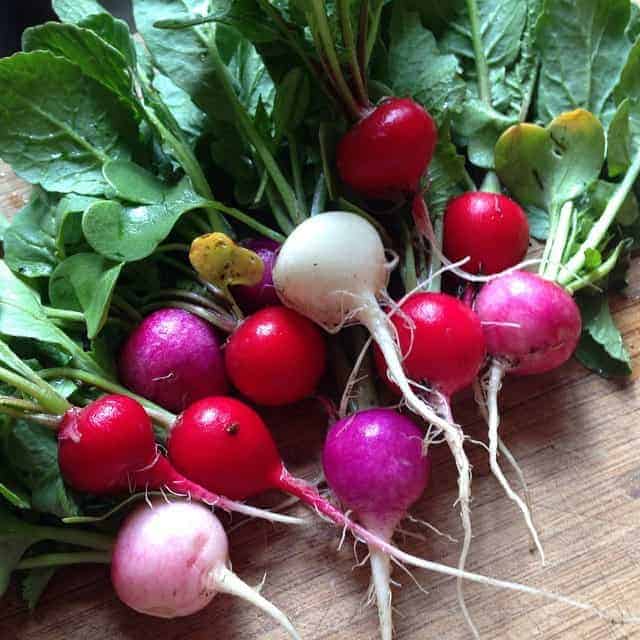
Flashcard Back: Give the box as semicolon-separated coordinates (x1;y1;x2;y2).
487;361;545;563
212;566;301;640
360;302;478;639
218;500;308;526
370;547;394;640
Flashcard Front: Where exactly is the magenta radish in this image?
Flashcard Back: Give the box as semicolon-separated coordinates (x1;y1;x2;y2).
57;394;302;526
231;238;281;312
166;395;632;631
118;308;228;413
323;408;430;640
272;211;478;621
474;270;582;561
111;500;301;637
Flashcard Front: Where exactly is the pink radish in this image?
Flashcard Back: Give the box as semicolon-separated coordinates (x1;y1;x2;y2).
111;500;301;637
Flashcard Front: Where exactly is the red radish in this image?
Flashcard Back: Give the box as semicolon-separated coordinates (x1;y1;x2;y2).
373;292;485;631
111;500;301;637
323;409;430;640
57;395;302;525
232;238;281;312
272;211;478;625
167;396;626;630
225;306;326;406
443;192;530;275
473;270;582;562
118;308;228;413
336;98;437;200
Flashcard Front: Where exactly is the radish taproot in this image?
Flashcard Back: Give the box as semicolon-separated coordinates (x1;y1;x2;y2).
272;211;477;621
57;394;303;526
111;500;301;637
337;98;437;200
166;395;634;632
323;408;430;640
443;193;530;275
225;306;327;406
118;308;228;413
474;270;582;562
232;238;281;312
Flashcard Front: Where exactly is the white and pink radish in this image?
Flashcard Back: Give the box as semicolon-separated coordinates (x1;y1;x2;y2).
272;211;478;625
118;308;228;413
111;500;301;637
322;408;430;640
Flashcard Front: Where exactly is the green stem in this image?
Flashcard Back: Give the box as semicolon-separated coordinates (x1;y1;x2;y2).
311;173;327;216
427;217;444;293
544;201;573;281
365;0;384;68
155;243;190;254
205;35;301;225
43;308;85;323
39;368;175;429
0;367;71;415
462;168;477;192
17;551;112;570
139;301;238;334
337;0;369;107
518;61;539;122
111;294;143;324
480;171;501;193
155;255;196;279
400;221;418;292
36;527;113;551
309;0;362;120
204;201;286;242
265;184;295;235
288;137;307;217
565;242;625;295
145;289;231;316
558;151;640;285
466;0;491;105
539;208;559;276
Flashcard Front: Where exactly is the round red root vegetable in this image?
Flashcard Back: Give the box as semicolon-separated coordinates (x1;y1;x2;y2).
224;306;326;406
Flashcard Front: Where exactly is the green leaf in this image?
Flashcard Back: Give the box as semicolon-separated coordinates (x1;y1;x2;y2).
22;568;57;610
583;248;602;270
7;422;79;518
0;51;138;196
273;68;310;139
22;23;134;106
49;254;123;339
0;466;31;510
608;99;634;178
425;119;466;217
103;160;168;204
387;8;466;122
535;0;632;127
4;189;58;280
525;205;551;240
55;194;101;256
52;0;107;24
575;294;631;377
495;109;605;211
0;538;33;597
78;14;137;67
82;171;209;262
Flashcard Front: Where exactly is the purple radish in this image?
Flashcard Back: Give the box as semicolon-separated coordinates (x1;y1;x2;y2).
111;500;301;637
118;308;228;413
474;270;582;563
323;409;430;640
232;238;280;312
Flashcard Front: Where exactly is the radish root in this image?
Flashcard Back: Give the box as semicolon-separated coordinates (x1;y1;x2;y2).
485;361;545;562
370;548;393;640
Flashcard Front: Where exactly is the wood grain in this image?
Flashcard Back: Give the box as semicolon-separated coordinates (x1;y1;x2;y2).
1;161;639;640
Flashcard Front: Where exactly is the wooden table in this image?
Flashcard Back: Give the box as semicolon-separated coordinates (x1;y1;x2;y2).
1;161;639;640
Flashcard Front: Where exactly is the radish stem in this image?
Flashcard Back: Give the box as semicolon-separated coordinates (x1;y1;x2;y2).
17;551;112;570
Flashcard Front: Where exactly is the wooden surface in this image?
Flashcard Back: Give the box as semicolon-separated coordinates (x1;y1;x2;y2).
1;161;640;640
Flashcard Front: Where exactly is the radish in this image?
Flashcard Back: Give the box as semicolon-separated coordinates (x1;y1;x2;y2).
322;408;430;640
224;306;327;406
111;500;301;637
443;192;530;275
232;238;281;312
118;308;228;413
57;394;303;526
272;211;478;625
372;291;485;632
474;270;582;563
166;395;633;634
336;98;438;200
